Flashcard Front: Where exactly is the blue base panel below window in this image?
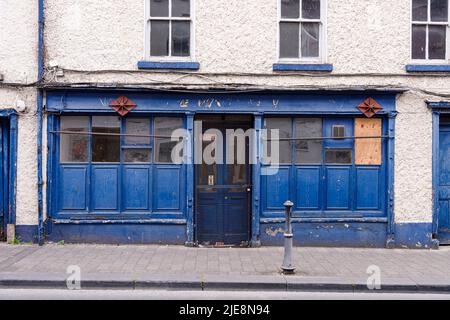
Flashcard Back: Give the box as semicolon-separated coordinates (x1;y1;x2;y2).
395;223;438;249
15;222;440;248
273;64;333;72
46;223;187;245
15;225;39;243
260;222;388;248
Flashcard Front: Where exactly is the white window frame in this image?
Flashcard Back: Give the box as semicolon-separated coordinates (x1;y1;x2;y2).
144;0;195;61
277;0;327;63
411;0;450;64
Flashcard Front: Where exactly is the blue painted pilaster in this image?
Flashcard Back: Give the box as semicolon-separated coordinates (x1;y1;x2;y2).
251;114;263;247
185;113;195;246
8;114;18;225
432;111;440;237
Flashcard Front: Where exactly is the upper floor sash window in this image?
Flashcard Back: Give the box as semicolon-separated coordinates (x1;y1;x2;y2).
412;0;449;61
147;0;192;59
279;0;326;61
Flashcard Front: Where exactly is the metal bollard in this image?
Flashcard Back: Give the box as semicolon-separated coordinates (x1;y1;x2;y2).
281;200;295;274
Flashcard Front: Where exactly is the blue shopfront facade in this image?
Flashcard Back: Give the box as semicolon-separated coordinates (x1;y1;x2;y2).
44;89;397;247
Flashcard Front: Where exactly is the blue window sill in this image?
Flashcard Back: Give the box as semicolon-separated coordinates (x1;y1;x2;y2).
273;63;333;72
406;64;450;72
138;61;200;70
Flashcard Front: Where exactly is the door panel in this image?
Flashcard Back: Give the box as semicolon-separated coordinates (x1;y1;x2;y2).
439;126;450;242
195;118;252;246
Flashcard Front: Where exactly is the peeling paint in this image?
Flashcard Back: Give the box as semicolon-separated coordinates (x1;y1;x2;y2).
265;227;284;237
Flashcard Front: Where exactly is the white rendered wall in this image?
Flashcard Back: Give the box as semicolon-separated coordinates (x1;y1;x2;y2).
9;0;450;226
0;0;39;227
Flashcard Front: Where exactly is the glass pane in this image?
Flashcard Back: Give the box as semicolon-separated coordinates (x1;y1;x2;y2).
60;117;89;163
301;22;320;57
280;22;299;58
265;118;292;164
172;21;190;56
124;149;151;163
281;0;300;19
125;118;150;145
325;150;352;164
92;116;120;163
295;118;322;164
150;20;169;56
154;117;183;163
172;0;190;17
431;0;448;22
412;24;427;59
429;25;447;59
412;0;428;21
226;132;249;185
150;0;169;17
302;0;321;19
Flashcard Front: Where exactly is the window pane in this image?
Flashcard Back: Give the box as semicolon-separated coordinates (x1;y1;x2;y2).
154;117;183;163
412;0;428;21
124;149;151;163
265;118;292;164
280;22;299;58
281;0;300;19
150;0;169;17
429;25;447;59
431;0;448;22
172;0;190;17
92;116;120;163
325;150;352;164
172;21;190;56
302;0;321;19
125;118;150;145
332;125;345;139
295;118;322;164
150;20;169;56
412;24;427;59
301;22;320;57
60;117;89;163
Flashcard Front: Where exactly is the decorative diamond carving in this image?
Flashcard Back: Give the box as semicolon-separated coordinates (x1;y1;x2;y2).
357;98;383;118
109;96;137;116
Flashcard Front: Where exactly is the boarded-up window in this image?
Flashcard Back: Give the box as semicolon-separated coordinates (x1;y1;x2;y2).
355;118;382;165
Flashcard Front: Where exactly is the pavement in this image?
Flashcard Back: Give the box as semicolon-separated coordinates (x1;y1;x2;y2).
1;244;450;293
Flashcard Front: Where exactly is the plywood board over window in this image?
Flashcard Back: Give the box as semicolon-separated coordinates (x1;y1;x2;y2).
355;118;382;165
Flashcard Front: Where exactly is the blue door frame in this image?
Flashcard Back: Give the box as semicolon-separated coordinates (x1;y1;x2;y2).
430;102;450;246
45;89;398;247
195;116;253;245
0;110;18;240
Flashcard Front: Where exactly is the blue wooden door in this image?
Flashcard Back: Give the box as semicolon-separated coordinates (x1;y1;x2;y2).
439;125;450;243
196;119;251;246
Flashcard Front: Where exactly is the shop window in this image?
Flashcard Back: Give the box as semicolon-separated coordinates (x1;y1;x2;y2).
325;150;352;164
295;118;322;164
59;116;184;164
154;117;184;163
332;125;345;139
123;118;151;163
264;118;292;164
92;116;121;163
60;117;89;163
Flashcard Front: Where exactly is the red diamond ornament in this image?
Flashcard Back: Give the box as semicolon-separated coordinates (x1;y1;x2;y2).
356;98;383;118
110;96;137;116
